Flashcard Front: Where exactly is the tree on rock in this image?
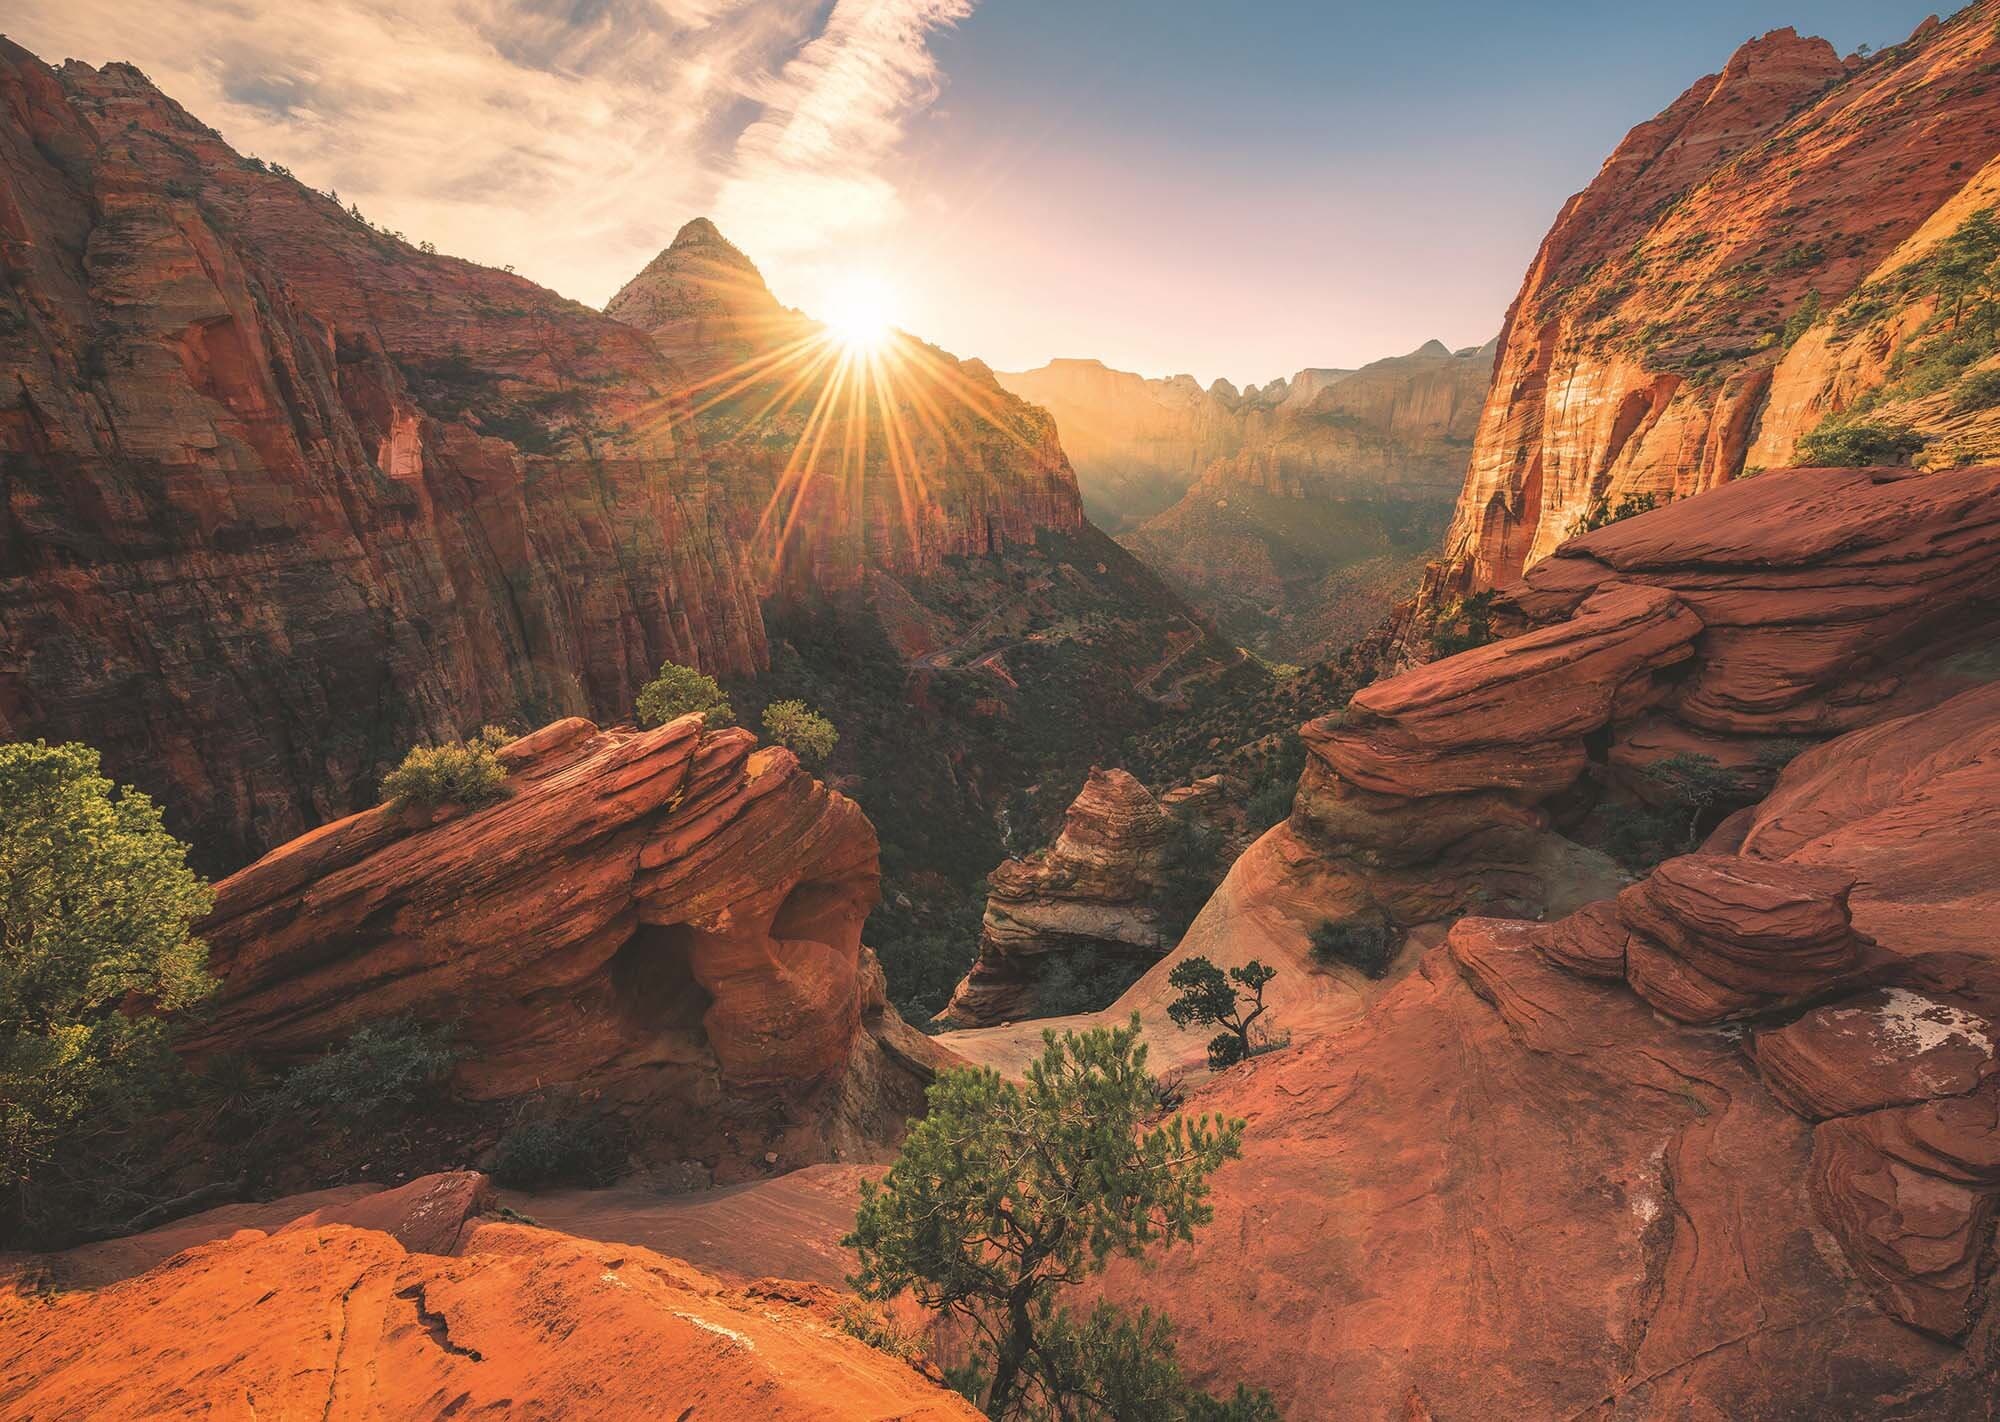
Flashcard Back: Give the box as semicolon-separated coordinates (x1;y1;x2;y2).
635;661;734;729
845;1017;1275;1419
761;699;838;766
0;742;216;1222
1167;957;1278;1069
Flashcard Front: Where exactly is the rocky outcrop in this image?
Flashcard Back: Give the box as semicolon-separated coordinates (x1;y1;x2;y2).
1122;340;1494;660
1299;462;2000;918
939;768;1180;1026
1429;10;2000;603
604;217;789;381
0;1174;978;1420
1091;677;2000;1419
184;716;950;1178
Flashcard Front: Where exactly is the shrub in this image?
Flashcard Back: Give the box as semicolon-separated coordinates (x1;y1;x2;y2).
1310;910;1398;979
1166;957;1279;1070
1570;490;1661;538
379;728;509;809
1153;815;1226;944
1433;590;1499;657
1245;779;1294;832
1036;947;1146;1018
1796;416;1926;467
635;661;734;729
269;1018;458;1123
488;1116;627;1189
761;699;838;765
834;1300;926;1364
0;742;216;1200
845;1018;1265;1419
1952;367;2000;413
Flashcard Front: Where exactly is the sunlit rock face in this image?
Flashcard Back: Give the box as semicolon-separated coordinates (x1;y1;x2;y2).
0;43;766;868
182;717;950;1178
1426;11;2000;608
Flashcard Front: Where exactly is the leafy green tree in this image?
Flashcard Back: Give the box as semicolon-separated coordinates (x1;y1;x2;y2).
845;1018;1253;1419
1153;814;1225;944
1433;590;1500;657
1569;490;1662;538
1309;911;1397;979
0;742;216;1200
762;698;838;766
635;661;735;729
1926;207;1999;331
1648;752;1738;852
268;1017;458;1123
1796;416;1927;467
1166;957;1278;1069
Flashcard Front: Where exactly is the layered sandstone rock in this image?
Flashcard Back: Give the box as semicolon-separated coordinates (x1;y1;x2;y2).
1094;679;2000;1418
939;768;1180;1026
604;217;790;380
1429;10;2000;603
184;716;949;1176
1297;463;2000;922
0;1174;977;1420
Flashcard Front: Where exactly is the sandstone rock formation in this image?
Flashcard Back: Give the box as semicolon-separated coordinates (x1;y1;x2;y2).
0;1172;978;1420
1087;679;2000;1419
1;45;1188;878
940;767;1180;1026
1122;340;1494;659
184;715;949;1178
1429;10;2000;604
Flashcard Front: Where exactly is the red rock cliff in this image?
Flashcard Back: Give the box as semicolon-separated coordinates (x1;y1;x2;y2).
1433;9;2000;601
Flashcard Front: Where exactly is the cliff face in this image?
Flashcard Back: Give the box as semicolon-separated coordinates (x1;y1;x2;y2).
0;45;766;868
1433;9;2000;602
1123;340;1493;660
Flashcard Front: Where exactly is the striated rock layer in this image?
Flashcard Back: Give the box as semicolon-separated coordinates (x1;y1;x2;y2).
1428;9;2000;605
184;716;950;1177
939;767;1179;1027
0;47;1115;871
0;1172;979;1421
1096;680;2000;1419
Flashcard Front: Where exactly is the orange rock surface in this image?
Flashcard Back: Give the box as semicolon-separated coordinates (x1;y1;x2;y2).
0;1174;978;1421
1429;9;2000;601
185;716;949;1175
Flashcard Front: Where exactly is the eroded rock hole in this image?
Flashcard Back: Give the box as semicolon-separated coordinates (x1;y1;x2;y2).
611;921;710;1032
770;878;852;948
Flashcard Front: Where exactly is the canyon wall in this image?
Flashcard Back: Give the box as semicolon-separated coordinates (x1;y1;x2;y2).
1430;9;2000;603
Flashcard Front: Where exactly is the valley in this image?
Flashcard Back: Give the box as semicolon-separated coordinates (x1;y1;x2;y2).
5;5;2000;1419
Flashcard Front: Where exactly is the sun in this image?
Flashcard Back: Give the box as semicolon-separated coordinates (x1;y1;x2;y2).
820;272;898;353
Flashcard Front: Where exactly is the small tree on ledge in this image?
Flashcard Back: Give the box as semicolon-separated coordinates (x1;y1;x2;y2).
1166;957;1278;1069
634;661;734;729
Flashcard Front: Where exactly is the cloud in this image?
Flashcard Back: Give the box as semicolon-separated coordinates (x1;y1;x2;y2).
10;0;975;309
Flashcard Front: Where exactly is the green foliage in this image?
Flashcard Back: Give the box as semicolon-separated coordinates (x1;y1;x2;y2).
1166;957;1279;1070
269;1018;458;1124
1599;752;1743;871
1570;490;1662;537
1795;415;1927;467
1309;911;1398;979
0;742;216;1197
1781;289;1823;348
1035;947;1148;1019
1433;590;1500;658
834;1300;927;1364
870;900;981;1029
1153;815;1227;945
845;1018;1252;1419
635;661;735;729
1245;779;1294;832
761;698;838;766
379;728;510;809
1952;366;2000;413
488;1116;627;1190
1031;1302;1283;1421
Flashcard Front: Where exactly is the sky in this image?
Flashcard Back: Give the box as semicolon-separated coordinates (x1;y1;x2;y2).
12;0;1944;386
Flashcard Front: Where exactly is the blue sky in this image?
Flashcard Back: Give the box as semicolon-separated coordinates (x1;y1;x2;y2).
15;0;1943;384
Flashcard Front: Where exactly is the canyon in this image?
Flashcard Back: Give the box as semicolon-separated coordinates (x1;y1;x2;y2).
1004;341;1493;660
7;6;2000;1419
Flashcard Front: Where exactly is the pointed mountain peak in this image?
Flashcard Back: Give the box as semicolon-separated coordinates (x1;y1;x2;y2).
1408;338;1452;359
605;219;789;374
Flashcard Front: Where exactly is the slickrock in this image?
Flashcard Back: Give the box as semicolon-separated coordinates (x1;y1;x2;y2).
1426;9;2000;603
184;716;950;1175
0;1188;977;1421
1754;989;1999;1120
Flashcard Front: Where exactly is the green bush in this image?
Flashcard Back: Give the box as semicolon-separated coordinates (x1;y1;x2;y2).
1570;490;1662;537
762;698;838;765
1796;416;1926;467
1245;779;1294;832
1153;815;1226;944
488;1116;627;1190
1433;589;1500;657
379;728;509;809
0;742;216;1201
1309;911;1398;979
1036;947;1147;1018
635;661;734;729
1952;367;2000;413
269;1018;458;1123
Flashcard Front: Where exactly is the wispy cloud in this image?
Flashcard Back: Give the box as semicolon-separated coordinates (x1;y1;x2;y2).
10;0;975;309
